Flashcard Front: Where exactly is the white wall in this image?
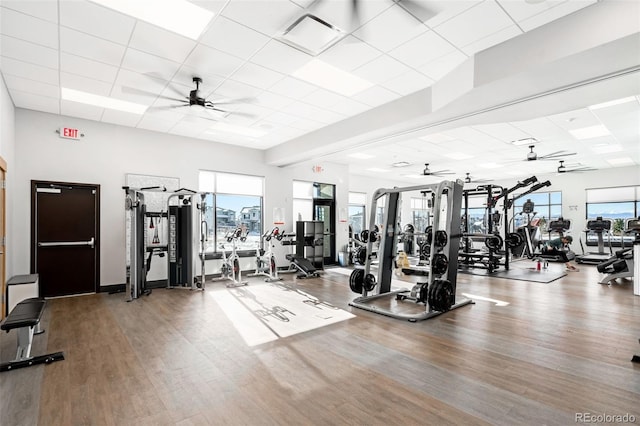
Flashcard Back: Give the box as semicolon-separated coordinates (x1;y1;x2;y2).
13;109;351;287
0;77;16;278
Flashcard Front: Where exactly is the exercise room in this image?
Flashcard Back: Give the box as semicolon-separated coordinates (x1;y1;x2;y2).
1;0;639;425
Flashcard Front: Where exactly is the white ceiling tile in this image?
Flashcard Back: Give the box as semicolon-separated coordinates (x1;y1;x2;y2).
289;117;325;131
330;97;371;116
407;0;480;28
496;0;563;22
0;7;58;49
189;0;228;14
509;117;567;141
200;16;270;59
434;1;513;47
212;79;263;101
60;72;113;96
121;48;181;82
317;36;382;72
472;122;532;143
459;25;522;56
352;85;401;107
60;0;135;45
353;55;412;86
172;66;225;94
381;69;433;96
388;30;456;68
60;52;119;84
137;114;183;133
354;4;429;52
519;0;597;32
4;74;59;99
310;0;392;33
1;35;58;69
1;56;59;85
184;44;245;79
221;0;304;37
60;27;126;67
226;102;273;121
302;89;348;109
269;76;318;99
418;50;467;81
101;109;143;127
112;69;168;104
129;21;197;64
61;100;105;121
9;89;60;114
1;1;58;23
231;62;284;89
253;91;296;110
265;111;302;126
250;40;312;75
280;101;344;124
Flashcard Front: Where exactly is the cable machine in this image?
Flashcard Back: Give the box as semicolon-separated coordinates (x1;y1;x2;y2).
348;180;472;322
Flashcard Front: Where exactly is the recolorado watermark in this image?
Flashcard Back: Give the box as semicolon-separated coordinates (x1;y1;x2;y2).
576;413;636;423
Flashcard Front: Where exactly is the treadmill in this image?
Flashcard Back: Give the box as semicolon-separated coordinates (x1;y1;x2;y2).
576;216;613;264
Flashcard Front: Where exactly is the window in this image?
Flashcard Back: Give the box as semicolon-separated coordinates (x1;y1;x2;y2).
586;186;640;236
513;191;562;231
348;192;366;235
375;196;386;228
199;171;264;254
293;180;314;222
410;197;430;233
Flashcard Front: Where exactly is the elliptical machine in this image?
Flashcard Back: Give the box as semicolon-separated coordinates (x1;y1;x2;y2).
249;227;283;282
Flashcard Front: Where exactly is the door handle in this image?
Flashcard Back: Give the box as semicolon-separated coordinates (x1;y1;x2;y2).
39;237;94;248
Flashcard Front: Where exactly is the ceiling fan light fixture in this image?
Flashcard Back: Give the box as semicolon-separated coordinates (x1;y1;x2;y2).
280;14;346;56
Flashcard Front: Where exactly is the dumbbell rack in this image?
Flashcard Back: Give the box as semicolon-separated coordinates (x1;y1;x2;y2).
349;180;473;322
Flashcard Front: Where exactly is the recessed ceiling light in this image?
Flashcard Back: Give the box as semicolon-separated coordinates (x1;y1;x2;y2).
511;137;538;146
591;144;623;154
606;157;634;166
207;122;267;138
366;168;389;173
348;153;375;159
588;96;637;110
443;152;474;160
392;161;411;167
90;0;214;40
479;162;501;169
61;87;147;114
280;14;346;56
568;125;611;140
292;59;374;96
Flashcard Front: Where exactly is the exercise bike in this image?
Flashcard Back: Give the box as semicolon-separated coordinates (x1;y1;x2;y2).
216;227;248;287
249;227;283;282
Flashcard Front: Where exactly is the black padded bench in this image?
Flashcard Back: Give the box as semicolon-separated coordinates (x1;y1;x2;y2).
0;298;64;372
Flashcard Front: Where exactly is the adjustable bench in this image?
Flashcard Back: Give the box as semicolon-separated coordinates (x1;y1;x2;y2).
1;298;64;372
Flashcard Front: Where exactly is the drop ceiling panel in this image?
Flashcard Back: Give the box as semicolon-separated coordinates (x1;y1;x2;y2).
112;69;168;104
352;85;401;107
382;69;433;96
268;76;318;99
101;109;143;127
310;0;391;33
250;39;312;75
266;111;303;126
353;54;412;85
213;79;263;101
471;122;532;143
418;1;480;28
61;100;104;121
230;61;285;89
59;27;126;67
519;0;597;32
302;89;348;109
220;0;304;37
0;7;58;49
60;71;113;96
253;90;296;110
128;22;197;64
330;97;371;116
1;57;59;85
495;0;563;22
280;101;343;124
9;89;59;114
1;1;58;23
199;16;270;59
60;52;119;84
434;0;513;47
59;0;135;45
387;30;457;69
317;35;383;72
137;114;183;133
1;35;59;69
459;25;522;56
184;44;245;79
4;74;59;99
120;49;181;82
418;50;467;80
289;117;325;131
353;4;428;52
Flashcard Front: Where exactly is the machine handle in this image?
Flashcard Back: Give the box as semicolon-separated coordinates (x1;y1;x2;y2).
38;237;94;248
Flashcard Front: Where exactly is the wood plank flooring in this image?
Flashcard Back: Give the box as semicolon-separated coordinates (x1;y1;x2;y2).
1;263;639;425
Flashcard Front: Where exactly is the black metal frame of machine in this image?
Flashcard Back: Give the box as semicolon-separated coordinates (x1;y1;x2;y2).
349;180;473;322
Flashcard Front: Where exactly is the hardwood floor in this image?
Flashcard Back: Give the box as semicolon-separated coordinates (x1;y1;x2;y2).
1;264;639;425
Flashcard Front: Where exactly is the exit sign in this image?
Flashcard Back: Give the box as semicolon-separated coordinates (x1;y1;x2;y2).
59;127;81;140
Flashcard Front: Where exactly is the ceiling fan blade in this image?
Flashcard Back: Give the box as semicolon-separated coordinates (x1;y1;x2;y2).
121;86;186;103
147;104;190;111
539;151;577;160
209;97;257;105
350;0;362;28
204;105;257;119
397;0;437;22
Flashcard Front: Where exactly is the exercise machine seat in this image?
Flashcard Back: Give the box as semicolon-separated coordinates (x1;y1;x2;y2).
1;298;46;331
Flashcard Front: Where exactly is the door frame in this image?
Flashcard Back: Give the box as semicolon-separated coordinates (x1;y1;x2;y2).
30;180;101;295
0;156;6;319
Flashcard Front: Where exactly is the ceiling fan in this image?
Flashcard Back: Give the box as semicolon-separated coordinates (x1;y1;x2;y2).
525;145;576;161
464;173;491;184
557;160;595;173
423;163;455;176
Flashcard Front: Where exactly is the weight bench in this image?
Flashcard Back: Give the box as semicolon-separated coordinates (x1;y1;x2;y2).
285;254;320;278
1;298;64;372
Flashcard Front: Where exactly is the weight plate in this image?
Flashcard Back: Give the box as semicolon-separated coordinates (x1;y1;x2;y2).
349;269;364;294
364;273;376;292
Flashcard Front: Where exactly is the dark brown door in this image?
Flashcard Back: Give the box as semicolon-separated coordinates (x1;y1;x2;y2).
31;181;99;297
